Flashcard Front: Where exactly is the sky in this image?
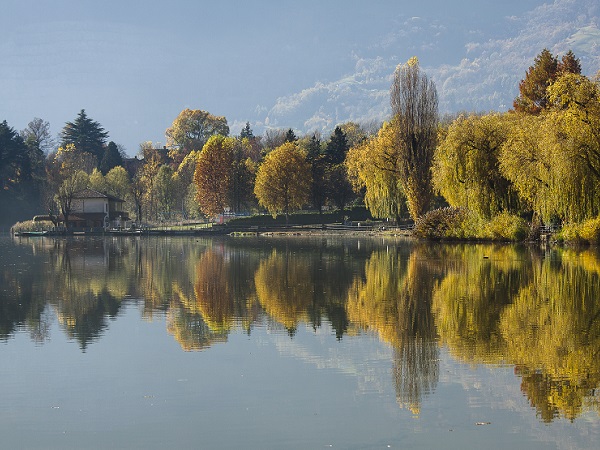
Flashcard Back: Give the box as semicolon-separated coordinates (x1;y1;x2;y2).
1;0;599;156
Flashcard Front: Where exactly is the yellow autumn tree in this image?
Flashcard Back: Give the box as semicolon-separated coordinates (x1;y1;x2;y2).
390;57;439;220
432;113;520;218
165;108;229;164
194;135;236;218
346;121;407;221
253;141;311;224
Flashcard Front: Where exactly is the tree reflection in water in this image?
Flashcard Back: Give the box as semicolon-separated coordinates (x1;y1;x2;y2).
347;245;442;414
2;236;599;421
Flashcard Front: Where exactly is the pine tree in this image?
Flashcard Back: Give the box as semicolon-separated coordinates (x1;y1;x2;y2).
557;50;581;75
240;122;254;139
60;109;109;164
285;128;297;143
325;126;349;165
99;141;124;175
513;49;581;114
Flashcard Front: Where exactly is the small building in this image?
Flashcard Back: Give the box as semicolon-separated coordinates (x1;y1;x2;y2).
60;189;130;230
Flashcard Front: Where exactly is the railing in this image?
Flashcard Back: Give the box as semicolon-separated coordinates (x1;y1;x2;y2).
540;224;558;234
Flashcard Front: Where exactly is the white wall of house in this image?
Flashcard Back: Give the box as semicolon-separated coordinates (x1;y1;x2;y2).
72;198;108;213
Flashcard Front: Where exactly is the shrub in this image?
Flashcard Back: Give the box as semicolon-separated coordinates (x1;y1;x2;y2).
414;207;480;239
579;217;600;244
555;217;600;245
484;212;529;241
414;209;528;241
11;220;54;233
555;223;582;244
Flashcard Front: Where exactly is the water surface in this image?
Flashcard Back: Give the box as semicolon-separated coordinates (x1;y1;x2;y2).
1;235;598;449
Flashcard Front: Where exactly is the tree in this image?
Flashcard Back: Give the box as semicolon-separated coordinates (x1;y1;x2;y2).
254;142;311;224
165;108;229;162
174;150;200;219
301;134;327;217
104;166;131;201
325;126;348;165
0;120;32;194
339;121;368;148
20;119;48;181
154;165;176;220
138;151;162;221
323;126;354;213
0;120;42;225
499;114;551;221
99;141;124;175
56;170;89;227
88;168;107;193
346;121;407;222
194;135;235;217
240;122;254;140
547;73;600;180
432;113;520;218
21;117;55;155
513;49;581;114
55;143;97;175
130;173;145;222
326;164;355;214
500;72;600;224
230;138;256;213
263;129;289;152
60;109;109;164
285;128;297;143
558;50;581;76
390;57;438;220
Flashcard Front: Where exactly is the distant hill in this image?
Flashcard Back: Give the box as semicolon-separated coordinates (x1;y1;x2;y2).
248;0;600;136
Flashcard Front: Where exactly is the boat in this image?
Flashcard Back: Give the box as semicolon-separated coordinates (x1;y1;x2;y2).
108;229;143;236
14;230;48;237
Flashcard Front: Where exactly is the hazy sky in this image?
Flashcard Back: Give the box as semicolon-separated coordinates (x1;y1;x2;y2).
0;0;584;155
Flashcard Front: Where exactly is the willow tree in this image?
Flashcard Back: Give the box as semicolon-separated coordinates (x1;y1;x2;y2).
499;114;554;222
500;113;591;224
390;57;438;220
548;73;600;181
346;121;407;222
253;142;311;224
194;135;235;218
433;113;520;218
500;72;600;224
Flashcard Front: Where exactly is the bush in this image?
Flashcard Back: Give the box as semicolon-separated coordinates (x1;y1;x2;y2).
579;217;600;244
414;207;480;239
11;220;54;233
555;223;582;244
484;212;529;241
414;209;528;241
557;217;600;245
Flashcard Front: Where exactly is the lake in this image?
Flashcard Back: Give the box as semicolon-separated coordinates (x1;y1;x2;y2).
0;235;598;449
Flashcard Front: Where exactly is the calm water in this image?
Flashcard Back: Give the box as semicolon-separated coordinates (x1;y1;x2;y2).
0;235;598;449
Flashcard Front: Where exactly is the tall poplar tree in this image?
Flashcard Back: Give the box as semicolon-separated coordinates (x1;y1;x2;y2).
390;57;438;220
